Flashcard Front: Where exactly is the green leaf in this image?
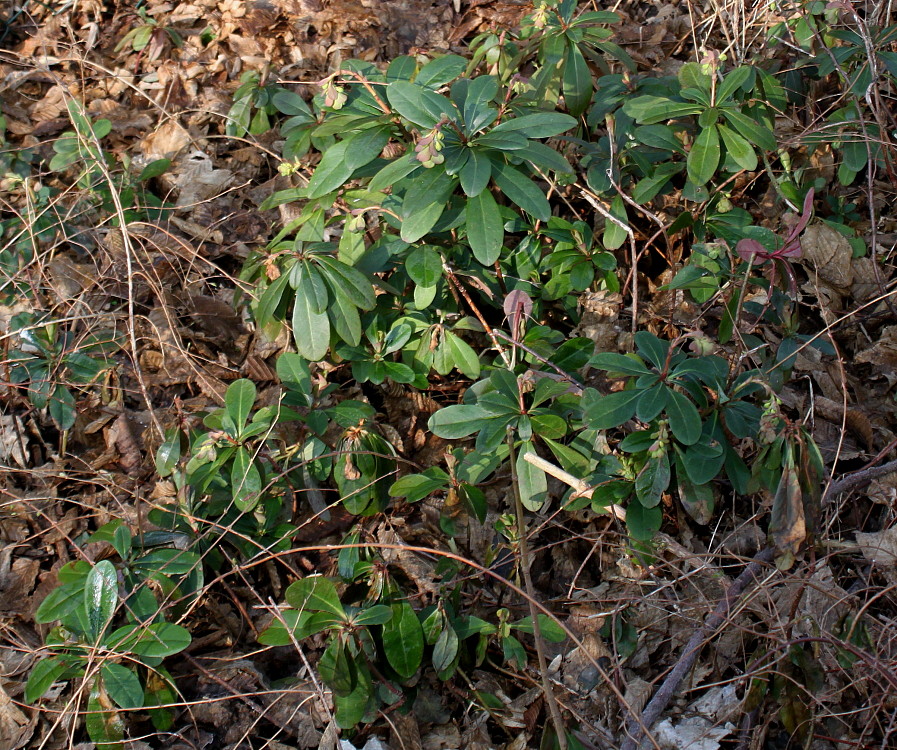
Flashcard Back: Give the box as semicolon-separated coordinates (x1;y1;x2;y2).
277;352;311;395
432;623;460;673
675;450;715;525
285;575;346;617
583;388;641;429
86;683;125;750
406;246;443;287
623;96;702;124
459;148;492;197
305;138;352;199
314;255;376;310
636;384;669;422
102;664;144;710
328;289;363;347
490;112;577;138
626;502;662;541
603;194;628;250
401;200;446;243
516;441;547;511
466;188;504;265
635;452;670;508
563;43;592;116
128;623;192;658
155;429;181;477
590;352;651;376
387;81;459;128
415;54;467;88
368;153;420;192
688;123;720;186
722;109;776;152
491;160;550;221
718;123;757;171
231;447;262;511
353;604;393;626
85;560;117;643
666;389;702;445
343;126;392;171
320;639;358;697
716;65;753;103
225;379;256;431
256;270;291;326
445;331;480;379
293;270;331;361
461;75;500;133
389;468;449;502
512;614;566;642
428;405;491;438
517;141;574;174
25;656;68;703
382;601;424;678
49;385;76;431
138;158;170;181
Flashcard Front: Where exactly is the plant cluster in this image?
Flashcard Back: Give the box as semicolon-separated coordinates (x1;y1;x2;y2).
14;0;897;746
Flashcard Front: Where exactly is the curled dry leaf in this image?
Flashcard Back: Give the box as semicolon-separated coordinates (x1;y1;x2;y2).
801;223;854;289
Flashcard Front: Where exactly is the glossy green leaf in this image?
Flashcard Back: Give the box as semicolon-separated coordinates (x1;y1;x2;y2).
432;623;460;673
688;123;720;186
563;43;592;116
406;246;443;287
314;255;376;310
516;441;547;511
382;601;424;678
387;81;458;128
722;109;776;152
718;123;757;171
285;575;346;617
353;604;393;626
25;656;68;703
49;385;76;431
293;271;331;361
86;683;125;750
389;468;449;502
415;54;467;88
401;200;445;243
490;112;577;138
466;188;504;265
666;389;702;445
428;405;491;438
128;623;192;658
231;447;262;511
225;379;256;431
491;160;550;221
459;148;492;196
102;663;144;710
85;560;117;643
512;614;566;642
305;138;352;199
583;389;641;429
445;331;480;379
590;352;651;376
635;452;670;508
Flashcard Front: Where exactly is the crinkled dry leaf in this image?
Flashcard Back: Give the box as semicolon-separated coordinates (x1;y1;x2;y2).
855;527;897;568
856;325;897;373
850;256;878;302
801;223;854;289
868;473;897;505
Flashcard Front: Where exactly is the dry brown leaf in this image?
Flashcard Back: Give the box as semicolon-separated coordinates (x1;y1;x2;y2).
868;473;897;505
855;527;897;568
856;325;897;373
801;223;854;289
0;683;35;750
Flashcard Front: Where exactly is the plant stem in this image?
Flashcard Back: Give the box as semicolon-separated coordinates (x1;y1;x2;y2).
508;436;567;750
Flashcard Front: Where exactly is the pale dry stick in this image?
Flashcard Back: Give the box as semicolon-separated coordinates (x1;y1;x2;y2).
522;451;627;521
508;437;568;750
578;186;639;340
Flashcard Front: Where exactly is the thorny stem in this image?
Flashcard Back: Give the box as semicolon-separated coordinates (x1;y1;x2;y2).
507;435;568;750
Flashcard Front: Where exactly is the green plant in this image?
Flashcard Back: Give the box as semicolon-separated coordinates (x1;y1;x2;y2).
7;312;121;431
26;522;196;749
